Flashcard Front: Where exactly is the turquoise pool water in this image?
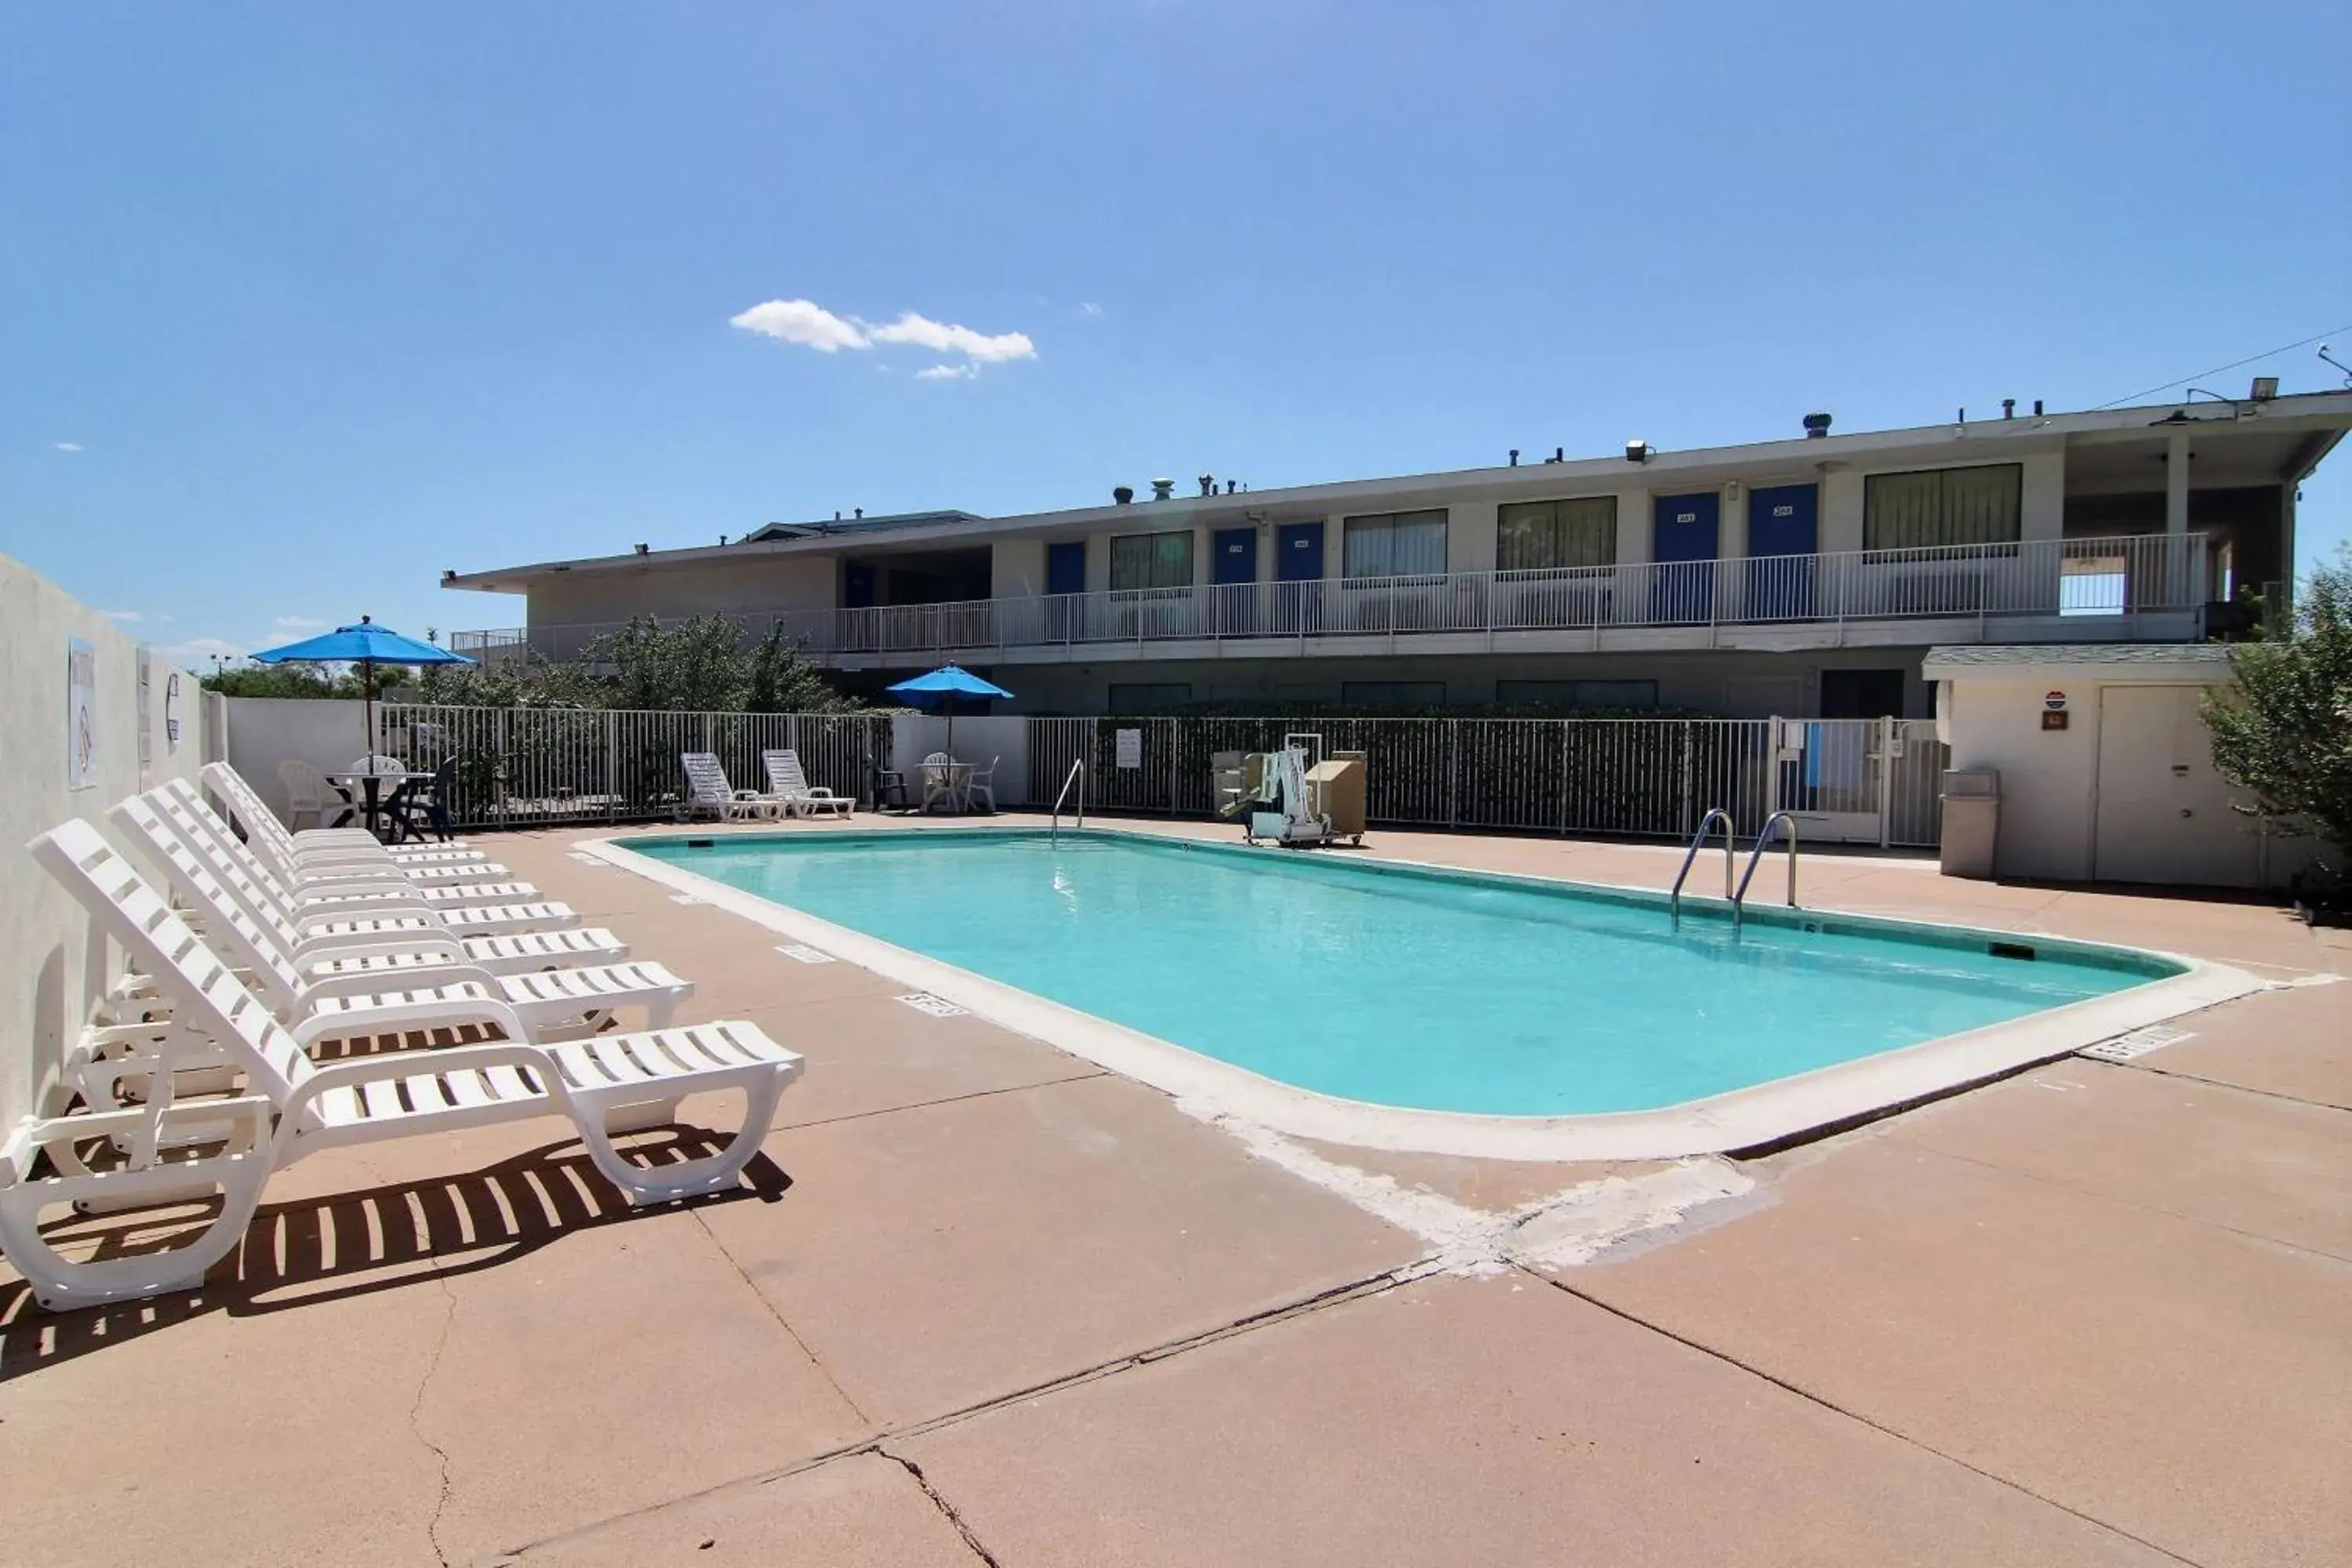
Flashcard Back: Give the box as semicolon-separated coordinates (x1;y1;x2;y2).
629;829;2177;1117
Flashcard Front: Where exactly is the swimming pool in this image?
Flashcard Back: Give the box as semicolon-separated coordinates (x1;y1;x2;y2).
608;827;2233;1156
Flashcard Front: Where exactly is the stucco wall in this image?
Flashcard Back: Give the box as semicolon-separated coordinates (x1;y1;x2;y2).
1936;662;2314;888
1;554;207;1132
526;556;837;629
221;697;384;826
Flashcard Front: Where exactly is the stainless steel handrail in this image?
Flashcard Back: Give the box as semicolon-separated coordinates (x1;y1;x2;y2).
1050;758;1086;844
1670;808;1737;930
1733;811;1800;931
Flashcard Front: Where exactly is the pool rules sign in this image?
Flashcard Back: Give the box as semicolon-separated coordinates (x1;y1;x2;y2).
67;637;98;790
1114;728;1143;769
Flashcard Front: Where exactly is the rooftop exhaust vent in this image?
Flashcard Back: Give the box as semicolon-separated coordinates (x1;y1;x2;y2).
1150;477;1175;501
1802;412;1832;439
1624;440;1653;464
1113;485;1134;505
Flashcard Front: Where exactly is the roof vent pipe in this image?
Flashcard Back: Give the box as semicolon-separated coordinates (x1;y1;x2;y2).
1150;477;1175;501
1508;448;1519;466
1803;412;1832;438
1113;485;1134;505
2002;398;2016;419
2034;399;2044;416
1199;474;1215;496
1225;480;1236;494
854;507;863;519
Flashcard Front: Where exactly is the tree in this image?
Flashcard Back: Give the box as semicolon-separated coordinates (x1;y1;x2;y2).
2203;545;2352;887
201;664;363;699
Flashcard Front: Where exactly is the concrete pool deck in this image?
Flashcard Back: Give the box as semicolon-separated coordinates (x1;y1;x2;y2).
4;815;2347;1566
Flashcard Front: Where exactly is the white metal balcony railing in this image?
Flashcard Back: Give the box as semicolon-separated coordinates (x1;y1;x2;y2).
448;532;2208;666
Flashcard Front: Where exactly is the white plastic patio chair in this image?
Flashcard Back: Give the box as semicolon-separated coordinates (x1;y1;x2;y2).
964;756;1000;815
761;750;853;818
680;752;780;822
5;821;801;1311
278;759;339;829
920;752;958;813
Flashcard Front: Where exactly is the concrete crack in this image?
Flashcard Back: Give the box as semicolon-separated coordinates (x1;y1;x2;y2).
409;1270;461;1568
878;1446;1005;1568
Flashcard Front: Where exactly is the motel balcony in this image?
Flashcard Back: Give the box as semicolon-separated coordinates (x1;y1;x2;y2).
452;531;2214;670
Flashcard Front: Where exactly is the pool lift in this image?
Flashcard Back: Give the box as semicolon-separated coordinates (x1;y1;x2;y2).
1221;733;1351;848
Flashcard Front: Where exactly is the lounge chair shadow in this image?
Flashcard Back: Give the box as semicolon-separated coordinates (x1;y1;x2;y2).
0;1125;791;1381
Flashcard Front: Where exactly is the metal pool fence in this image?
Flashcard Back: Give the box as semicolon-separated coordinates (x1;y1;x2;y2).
375;704;1944;847
1028;715;1947;848
378;705;891;829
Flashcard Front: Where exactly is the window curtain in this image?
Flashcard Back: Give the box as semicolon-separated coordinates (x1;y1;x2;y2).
1940;465;2022;546
1498;496;1616;570
1110;531;1194;590
1343;510;1449;579
1864;471;1944;550
1865;465;2021;550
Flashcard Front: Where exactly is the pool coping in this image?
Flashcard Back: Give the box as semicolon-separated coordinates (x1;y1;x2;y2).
578;826;2275;1162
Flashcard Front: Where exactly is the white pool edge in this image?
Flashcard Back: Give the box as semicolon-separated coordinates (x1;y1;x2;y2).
578;829;2274;1162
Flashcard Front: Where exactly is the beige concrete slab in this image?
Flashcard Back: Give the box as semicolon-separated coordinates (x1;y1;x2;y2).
1884;1056;2352;1259
1;1260;451;1567
2132;980;2350;1109
748;995;1105;1131
517;1452;975;1566
902;1274;2173;1567
1570;1138;2352;1568
696;1073;1425;1428
419;1206;872;1565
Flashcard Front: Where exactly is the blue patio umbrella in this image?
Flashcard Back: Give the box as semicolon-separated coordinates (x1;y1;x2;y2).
252;615;472;771
887;664;1012;758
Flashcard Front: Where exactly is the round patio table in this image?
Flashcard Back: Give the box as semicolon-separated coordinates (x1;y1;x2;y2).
325;769;427;841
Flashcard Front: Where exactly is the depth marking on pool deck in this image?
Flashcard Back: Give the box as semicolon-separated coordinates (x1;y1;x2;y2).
896;993;969;1018
2078;1025;2194;1063
776;944;837;964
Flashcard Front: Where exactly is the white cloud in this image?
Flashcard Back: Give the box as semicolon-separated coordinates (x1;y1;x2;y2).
730;296;1036;367
101;609;141;622
1079;301;1103;318
53;441;83;453
914;363;977;381
274;615;329;630
728;298;869;353
864;311;1035;363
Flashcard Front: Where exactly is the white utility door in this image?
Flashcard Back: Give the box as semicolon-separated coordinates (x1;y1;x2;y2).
2092;685;2258;887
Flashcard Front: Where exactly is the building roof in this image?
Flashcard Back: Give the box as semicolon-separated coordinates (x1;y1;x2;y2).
441;390;2352;594
1923;643;2237;677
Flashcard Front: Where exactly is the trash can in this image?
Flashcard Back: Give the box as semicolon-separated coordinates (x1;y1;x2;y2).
1940;768;2000;879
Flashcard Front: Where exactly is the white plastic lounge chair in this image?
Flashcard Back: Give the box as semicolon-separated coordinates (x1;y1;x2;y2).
151;781;582;938
681;753;780;822
170;778;539;909
199;767;499;880
108;798;685;1050
761;750;853;818
964;756;999;815
117;792;625;975
5;822;800;1310
207;760;481;862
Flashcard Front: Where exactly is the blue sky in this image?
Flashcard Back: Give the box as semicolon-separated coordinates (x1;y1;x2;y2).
5;2;2347;665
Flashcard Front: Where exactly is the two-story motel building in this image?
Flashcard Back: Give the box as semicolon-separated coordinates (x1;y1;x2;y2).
443;391;2352;720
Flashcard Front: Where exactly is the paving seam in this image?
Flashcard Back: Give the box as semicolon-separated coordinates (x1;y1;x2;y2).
1878;1131;2352;1265
687;1207;876;1428
875;1447;1007;1567
490;1257;1432;1560
1523;1265;2212;1568
2118;1061;2351;1115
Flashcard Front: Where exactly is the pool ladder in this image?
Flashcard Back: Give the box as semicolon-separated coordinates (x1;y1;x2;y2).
1671;810;1801;931
1050;758;1087;845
